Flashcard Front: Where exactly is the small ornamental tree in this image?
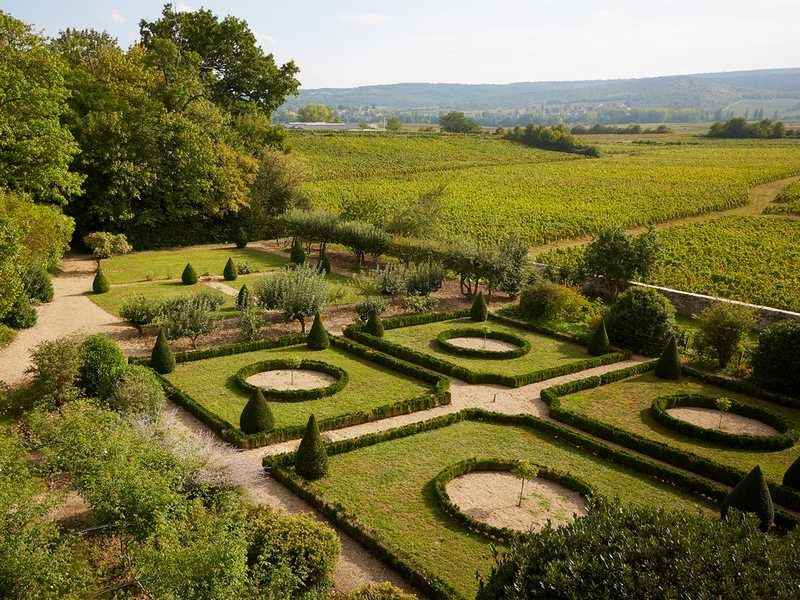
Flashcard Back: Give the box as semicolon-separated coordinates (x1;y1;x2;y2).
290;238;306;266
295;414;327;479
234;226;248;248
150;329;175;374
782;455;800;491
694;303;756;368
181;263;198;285
715;397;732;430
78;334;127;400
120;294;161;334
307;312;330;350
471;291;488;322
588;318;610;356
92;266;110;294
606;287;676;356
721;465;774;531
254;264;328;333
223;257;237;281
512;461;540;507
236;283;252;310
240;389;274;434
655;335;681;380
365;310;384;338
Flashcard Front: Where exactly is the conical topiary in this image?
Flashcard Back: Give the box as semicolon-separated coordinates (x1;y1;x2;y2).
151;329;175;374
92;267;110;294
721;465;774;531
471;292;488;322
307;312;330;350
588;318;610;356
318;252;332;275
223;257;238;281
655;335;681;380
234;227;248;248
783;456;800;491
236;283;251;310
182;262;198;285
365;310;384;338
290;238;305;266
295;414;327;479
240;389;275;434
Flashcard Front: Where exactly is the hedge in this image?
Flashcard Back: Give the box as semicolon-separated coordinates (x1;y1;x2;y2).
651;394;798;451
541;362;800;513
235;359;348;401
435;328;530;359
131;333;307;366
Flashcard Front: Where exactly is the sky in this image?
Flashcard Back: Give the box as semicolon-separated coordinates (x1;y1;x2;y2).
4;0;799;89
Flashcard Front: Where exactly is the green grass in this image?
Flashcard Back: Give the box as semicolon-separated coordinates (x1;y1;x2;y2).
382;318;590;377
164;344;431;430
306;420;714;598
558;371;800;486
100;245;288;284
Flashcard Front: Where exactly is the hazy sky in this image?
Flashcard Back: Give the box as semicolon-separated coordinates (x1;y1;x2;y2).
5;0;799;88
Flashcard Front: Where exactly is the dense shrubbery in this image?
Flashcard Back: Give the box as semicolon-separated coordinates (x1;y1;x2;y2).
120;294;161;333
571;123;671;135
405;262;445;296
151;329;175;374
518;280;589;322
238;306;268;341
655;336;681;380
751;319;800;396
27;335;84;407
708;117;796;139
78;334;127;400
240;389;274;434
23;264;53;303
439;111;480;133
108;364;165;420
82;232;132;260
181;262;198;285
2;293;37;329
606;287;676;356
159;294;218;347
356;296;387;323
693;302;756;367
254;264;328;332
470;292;488;321
92;266;110;294
307;312;330;349
505;123;600;156
721;465;774;531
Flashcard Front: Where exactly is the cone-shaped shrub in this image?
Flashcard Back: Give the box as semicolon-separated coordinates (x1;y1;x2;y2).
307;312;330;350
783;456;800;491
655;335;681;380
223;257;238;281
234;227;248;248
92;267;110;294
721;465;774;531
365;310;384;337
236;283;251;310
471;292;488;322
588;318;610;356
290;238;306;266
151;329;175;374
295;414;327;479
240;389;275;434
182;262;198;285
318;252;332;275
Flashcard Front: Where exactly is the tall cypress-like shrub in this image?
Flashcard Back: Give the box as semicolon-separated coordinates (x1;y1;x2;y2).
307;312;330;350
783;456;800;491
471;292;488;322
588;318;610;355
721;465;774;531
151;329;175;374
93;267;110;294
290;238;306;266
223;257;238;281
655;335;681;380
182;263;198;285
318;252;332;275
365;310;384;337
240;389;274;434
296;415;327;479
236;283;251;310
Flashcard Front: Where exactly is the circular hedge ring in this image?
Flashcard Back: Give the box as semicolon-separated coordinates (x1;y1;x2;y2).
650;393;798;451
432;458;593;542
235;359;347;401
435;328;530;359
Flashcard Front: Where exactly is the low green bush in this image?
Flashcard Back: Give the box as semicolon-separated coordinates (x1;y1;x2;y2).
606;287;676;356
365;310;384;337
151;329;176;374
2;293;36;328
783;456;800;491
108;364;165;420
295;415;328;479
23;264;53;303
290;238;306;265
181;262;198;285
238;306;267;342
92;266;110;293
79;334;127;400
240;389;275;434
655;335;681;380
721;465;774;531
470;292;488;322
356;296;387;323
223;257;238;281
343;583;418;600
27;335;84;407
376;262;405;295
236;283;252;310
307;312;330;349
693;302;756;368
405;262;445;296
120;294;161;333
318;251;332;275
518;280;588;322
751;319;800;396
587;318;609;356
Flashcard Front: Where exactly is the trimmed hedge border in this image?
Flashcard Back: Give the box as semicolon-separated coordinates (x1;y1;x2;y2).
433;458;593;542
130;333;307;366
651;394;798;451
542;361;800;513
264;409;798;600
235;359;348;401
147;334;450;449
435;328;530;359
344;311;629;387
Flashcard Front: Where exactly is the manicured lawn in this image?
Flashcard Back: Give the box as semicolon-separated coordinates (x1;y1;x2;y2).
383;318;592;377
164;344;431;430
559;371;800;485
100;245;288;284
306;420;714;599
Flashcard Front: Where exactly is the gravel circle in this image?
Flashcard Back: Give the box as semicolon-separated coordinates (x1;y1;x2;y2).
245;369;338;391
446;337;521;352
666;407;779;436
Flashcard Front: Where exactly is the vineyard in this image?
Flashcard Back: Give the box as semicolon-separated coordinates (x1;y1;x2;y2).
291;132;800;246
765;180;800;216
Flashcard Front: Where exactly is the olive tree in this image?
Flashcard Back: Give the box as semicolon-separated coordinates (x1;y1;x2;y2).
254;264;327;332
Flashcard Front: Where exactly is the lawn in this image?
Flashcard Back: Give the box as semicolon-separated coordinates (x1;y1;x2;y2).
558;371;800;486
382;317;592;378
305;420;714;599
164;344;432;431
99;245;288;284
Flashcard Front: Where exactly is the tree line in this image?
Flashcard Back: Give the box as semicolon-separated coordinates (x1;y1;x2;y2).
707;118;798;139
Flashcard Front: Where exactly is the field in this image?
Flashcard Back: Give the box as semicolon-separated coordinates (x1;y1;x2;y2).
304;419;714;598
765;180;800;216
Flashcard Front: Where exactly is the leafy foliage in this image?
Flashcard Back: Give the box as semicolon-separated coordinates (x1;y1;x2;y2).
28;335;83;407
120;294;161;333
2;293;36;329
290;237;306;265
82;232;132;260
108;364;165;420
159;294;217;347
583;227;660;298
182;263;198;285
254;264;328;332
365;310;385;338
223;257;238;281
708;117;795;139
606;287;676;356
236;283;252;310
693;302;756;367
439;111;480;133
471;292;488;321
238;306;267;341
405;262;445;296
78;334;127;400
588;318;610;356
23;264;53;303
505;123;599;156
751;319;800;396
518;280;590;322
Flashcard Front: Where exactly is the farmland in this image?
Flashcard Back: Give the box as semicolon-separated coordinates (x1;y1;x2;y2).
765;180;800;215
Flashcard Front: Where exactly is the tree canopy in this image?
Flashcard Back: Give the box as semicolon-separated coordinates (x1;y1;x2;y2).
297;103;338;122
439;111;480;133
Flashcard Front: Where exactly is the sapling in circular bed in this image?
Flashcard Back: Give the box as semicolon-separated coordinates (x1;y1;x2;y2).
512;461;540;507
287;357;302;386
716;396;732;431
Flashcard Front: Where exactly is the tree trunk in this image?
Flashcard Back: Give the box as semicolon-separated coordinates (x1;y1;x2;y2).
299;317;306;333
518;479;525;507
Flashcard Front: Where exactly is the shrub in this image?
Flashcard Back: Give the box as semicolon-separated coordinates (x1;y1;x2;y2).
159;295;216;348
240;389;274;434
471;291;488;321
238;306;267;342
295;415;327;479
307;312;330;350
254;264;328;333
587;318;610;355
605;287;676;356
344;584;417;600
317;251;332;275
518;280;588;322
405;262;445;296
151;329;175;374
402;294;439;313
223;257;238;281
236;283;252;310
783;455;800;491
721;465;774;531
365;310;384;338
751;319;800;396
108;365;165;420
92;266;110;293
376;262;405;295
79;334;127;400
2;293;36;328
355;296;387;323
181;262;198;285
234;226;248;248
655;336;681;380
28;335;83;406
23;264;53;303
120;294;161;334
290;238;306;265
694;303;756;368
583;227;660;299
83;232;132;260
337;220;390;267
237;261;253;275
